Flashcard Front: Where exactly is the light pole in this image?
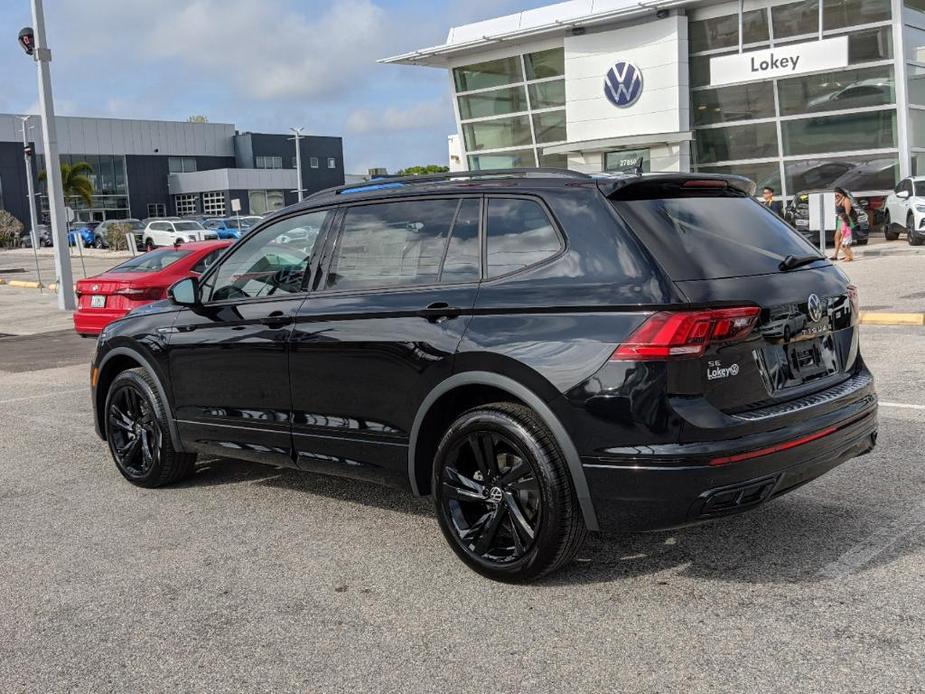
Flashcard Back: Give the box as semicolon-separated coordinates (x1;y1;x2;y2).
289;127;305;201
22;0;76;310
19;116;43;290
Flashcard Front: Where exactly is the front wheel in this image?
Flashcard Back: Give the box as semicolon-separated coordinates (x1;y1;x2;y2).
104;368;196;488
432;403;587;582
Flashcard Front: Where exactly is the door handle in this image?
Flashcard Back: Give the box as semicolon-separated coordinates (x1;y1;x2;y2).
260;311;293;328
421;302;462;323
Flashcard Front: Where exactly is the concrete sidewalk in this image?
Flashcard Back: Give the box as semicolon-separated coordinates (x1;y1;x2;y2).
0;247;133;287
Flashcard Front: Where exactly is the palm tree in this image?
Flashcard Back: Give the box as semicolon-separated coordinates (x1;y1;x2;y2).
38;161;94;207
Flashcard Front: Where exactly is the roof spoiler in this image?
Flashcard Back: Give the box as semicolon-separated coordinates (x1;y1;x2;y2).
597;173;756;199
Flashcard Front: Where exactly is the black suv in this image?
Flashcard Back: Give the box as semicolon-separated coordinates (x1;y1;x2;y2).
91;169;878;582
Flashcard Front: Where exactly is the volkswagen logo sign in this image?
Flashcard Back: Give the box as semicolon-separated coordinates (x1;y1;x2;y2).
604;61;643;108
807;293;824;323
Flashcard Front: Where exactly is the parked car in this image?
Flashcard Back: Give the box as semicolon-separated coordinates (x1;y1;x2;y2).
883;176;925;245
785;190;870;246
239;215;264;227
203;217;250;240
90;169;877;582
91;219;145;249
19;224;52;248
67;221;101;248
74;240;230;336
140;220;218;250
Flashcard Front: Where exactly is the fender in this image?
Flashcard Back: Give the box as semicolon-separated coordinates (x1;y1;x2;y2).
408;371;600;532
96;346;186;453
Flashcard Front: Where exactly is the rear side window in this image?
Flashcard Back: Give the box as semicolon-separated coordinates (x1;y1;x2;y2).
326;199;459;291
612;197;818;281
485;198;561;278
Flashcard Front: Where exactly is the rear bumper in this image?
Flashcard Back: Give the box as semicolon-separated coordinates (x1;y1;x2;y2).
582;397;878;532
73;309;128;336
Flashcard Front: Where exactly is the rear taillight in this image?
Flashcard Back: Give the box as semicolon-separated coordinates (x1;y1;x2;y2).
847;284;859;325
611;307;760;361
114;286;164;301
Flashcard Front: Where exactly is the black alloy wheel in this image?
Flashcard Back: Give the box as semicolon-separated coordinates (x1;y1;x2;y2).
433;403;587;582
105;368;196;487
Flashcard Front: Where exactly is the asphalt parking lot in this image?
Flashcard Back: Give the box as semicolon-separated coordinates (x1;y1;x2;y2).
0;254;923;692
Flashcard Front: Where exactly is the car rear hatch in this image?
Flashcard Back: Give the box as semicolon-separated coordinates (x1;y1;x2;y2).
604;175;866;425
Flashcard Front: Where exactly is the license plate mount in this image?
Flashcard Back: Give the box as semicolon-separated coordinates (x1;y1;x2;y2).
90;295;106;308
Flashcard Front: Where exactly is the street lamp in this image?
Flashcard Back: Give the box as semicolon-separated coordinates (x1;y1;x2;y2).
19;0;76;311
289;127;305;202
19;116;43;290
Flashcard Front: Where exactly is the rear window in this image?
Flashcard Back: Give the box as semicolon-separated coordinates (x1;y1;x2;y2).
612;197;819;280
112;249;190;272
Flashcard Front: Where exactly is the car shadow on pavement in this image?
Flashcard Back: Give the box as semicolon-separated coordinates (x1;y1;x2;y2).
178;457;918;585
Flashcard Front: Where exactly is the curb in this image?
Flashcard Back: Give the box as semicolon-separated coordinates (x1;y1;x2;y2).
6;279;45;289
859;312;925;326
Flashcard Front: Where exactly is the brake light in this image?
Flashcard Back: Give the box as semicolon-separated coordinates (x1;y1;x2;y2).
709;426;838;466
114;286;164;301
611;307;760;361
682;179;728;189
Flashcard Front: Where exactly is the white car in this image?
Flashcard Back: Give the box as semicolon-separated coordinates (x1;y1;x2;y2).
883;176;925;246
140;220;218;251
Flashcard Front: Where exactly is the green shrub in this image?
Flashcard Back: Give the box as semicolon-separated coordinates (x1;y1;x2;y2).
0;210;24;248
104;222;134;251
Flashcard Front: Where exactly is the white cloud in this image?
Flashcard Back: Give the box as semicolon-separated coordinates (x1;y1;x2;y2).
345;99;449;135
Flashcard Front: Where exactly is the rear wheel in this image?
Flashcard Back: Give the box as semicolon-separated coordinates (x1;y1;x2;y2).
884;211;899;240
432;403;587;582
144;238;155;252
104;368;196;488
93;235;105;249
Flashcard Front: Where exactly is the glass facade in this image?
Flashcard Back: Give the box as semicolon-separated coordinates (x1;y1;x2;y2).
455;47;567;170
36;153;130;221
690;0;898;197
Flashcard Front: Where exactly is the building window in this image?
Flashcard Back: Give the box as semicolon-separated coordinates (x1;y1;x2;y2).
202;191;226;216
328;157;337;169
453;56;523;92
248;190;286;215
147;203;166;218
310;157;319;168
175;193;199;216
168;157;197;174
255;155;283;169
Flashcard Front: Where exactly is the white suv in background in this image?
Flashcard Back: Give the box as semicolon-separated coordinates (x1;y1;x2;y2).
884;176;925;245
140;220;218;250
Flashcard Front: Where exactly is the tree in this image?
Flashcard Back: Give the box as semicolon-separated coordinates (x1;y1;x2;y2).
38;161;94;207
396;164;450;176
187;115;209;123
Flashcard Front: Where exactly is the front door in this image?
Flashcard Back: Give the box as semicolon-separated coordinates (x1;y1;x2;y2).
289;196;482;487
167;209;331;466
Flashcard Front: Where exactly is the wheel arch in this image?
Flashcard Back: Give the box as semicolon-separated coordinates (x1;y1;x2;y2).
408;371;600;532
95;346;185;452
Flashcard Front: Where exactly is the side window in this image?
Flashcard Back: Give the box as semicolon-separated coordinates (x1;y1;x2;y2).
905;180;915;196
191;248;225;274
151;222;169;231
441;198;481;283
485;198;562;279
205;210;328;301
326;199;459;291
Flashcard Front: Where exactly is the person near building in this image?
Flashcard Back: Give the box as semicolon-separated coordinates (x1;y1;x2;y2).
832;186;856;263
761;186;784;217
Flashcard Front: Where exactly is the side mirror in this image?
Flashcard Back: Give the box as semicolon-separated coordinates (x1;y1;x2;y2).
897;190;910;199
168;277;200;307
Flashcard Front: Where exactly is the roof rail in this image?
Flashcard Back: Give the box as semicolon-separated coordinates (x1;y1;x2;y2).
334;167;592;195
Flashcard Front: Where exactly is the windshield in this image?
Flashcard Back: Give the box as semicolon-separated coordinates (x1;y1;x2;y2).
612;197;820;281
915;182;925;197
174;221;204;231
111;249;191;272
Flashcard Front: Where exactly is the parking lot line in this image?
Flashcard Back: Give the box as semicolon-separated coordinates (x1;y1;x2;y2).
0;388;85;405
880;401;925;410
817;502;925;579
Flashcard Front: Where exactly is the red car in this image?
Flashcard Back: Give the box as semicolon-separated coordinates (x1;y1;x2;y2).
74;241;231;336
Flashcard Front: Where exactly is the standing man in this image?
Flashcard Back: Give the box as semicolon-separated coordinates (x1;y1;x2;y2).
761;186;784;217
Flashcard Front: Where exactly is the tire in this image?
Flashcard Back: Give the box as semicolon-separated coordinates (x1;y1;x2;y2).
884;212;899;241
93;235;106;249
104;367;196;488
432;402;588;583
144;238;156;252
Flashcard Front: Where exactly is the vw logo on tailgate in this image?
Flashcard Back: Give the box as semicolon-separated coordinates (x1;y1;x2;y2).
604;61;643;108
807;293;824;323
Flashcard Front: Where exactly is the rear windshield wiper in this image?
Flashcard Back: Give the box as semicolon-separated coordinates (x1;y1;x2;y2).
779;253;825;271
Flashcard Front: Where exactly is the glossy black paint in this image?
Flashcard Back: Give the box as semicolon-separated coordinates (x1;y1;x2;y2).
91;172;878;535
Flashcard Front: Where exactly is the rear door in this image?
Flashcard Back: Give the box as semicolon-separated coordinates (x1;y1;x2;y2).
289;196;481;487
611;185;858;414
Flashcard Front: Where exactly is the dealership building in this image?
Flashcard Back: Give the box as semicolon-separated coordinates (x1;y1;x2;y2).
0;114;344;226
384;0;925;204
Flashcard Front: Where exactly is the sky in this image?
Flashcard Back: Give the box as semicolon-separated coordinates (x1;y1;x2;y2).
0;0;555;174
